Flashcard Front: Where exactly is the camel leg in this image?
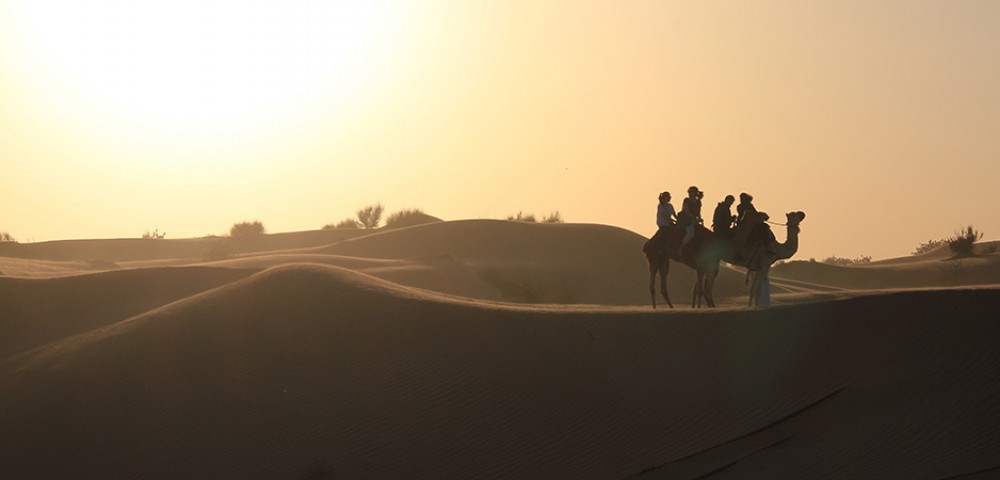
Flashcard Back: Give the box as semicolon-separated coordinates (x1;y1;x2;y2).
648;253;673;309
700;273;706;308
649;268;656;310
695;277;703;309
703;265;718;308
692;271;703;308
659;259;673;309
649;266;657;309
691;274;697;308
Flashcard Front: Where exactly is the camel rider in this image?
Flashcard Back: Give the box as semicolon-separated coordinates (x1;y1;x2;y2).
736;192;757;225
736;192;777;252
657;191;677;228
678;186;703;255
713;194;736;237
650;191;677;251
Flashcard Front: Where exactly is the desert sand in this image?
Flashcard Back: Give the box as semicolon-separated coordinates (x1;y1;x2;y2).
2;220;999;478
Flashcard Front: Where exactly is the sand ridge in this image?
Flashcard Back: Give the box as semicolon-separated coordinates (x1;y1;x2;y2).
2;263;1000;478
2;220;758;305
0;266;255;362
4;222;1000;478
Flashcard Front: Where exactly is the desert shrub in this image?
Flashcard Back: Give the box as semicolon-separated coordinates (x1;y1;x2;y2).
542;211;564;224
948;225;982;258
230;220;265;237
912;238;947;255
324;218;361;229
142;229;166;239
356;203;384;230
384;208;425;228
506;211;537;223
0;232;16;243
822;255;872;266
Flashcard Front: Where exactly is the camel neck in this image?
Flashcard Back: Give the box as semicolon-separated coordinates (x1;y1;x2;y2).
777;225;800;259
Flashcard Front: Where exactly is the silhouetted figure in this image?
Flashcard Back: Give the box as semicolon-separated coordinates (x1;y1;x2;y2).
678;186;703;255
657;191;677;228
736;192;776;252
649;191;676;252
736;192;757;226
713;195;736;237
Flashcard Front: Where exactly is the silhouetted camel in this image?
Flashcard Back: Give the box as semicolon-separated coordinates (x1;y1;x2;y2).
643;212;765;308
727;211;806;306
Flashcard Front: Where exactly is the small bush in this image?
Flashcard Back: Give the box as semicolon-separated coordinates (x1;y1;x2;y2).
230;220;265;237
356;203;384;230
822;255;872;266
384;208;425;228
506;211;537;223
948;225;983;258
542;211;564;224
142;229;166;239
0;232;16;243
912;238;947;255
324;218;361;229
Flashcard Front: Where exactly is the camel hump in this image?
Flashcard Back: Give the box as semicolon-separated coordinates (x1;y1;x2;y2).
644;228;671;255
642;237;656;255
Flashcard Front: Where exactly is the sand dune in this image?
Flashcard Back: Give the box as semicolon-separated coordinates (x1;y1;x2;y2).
0;256;124;278
2;263;999;478
0;266;255;361
2;220;758;305
773;253;1000;290
0;228;370;263
311;219;754;305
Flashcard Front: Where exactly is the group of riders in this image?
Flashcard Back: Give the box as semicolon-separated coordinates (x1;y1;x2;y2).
650;186;775;259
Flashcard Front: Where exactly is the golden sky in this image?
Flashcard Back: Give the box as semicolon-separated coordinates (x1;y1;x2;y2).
2;0;998;260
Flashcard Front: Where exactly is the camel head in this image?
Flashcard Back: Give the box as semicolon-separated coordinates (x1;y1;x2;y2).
786;211;806;231
786;211;805;225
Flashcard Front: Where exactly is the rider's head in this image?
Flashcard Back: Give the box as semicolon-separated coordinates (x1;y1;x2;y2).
659;191;671;203
739;192;753;203
724;195;735;205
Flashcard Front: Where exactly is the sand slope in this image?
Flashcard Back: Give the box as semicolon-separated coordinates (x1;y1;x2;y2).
313;219;753;305
2;263;999;479
0;228;370;263
2;220;760;306
773;253;1000;290
0;266;255;361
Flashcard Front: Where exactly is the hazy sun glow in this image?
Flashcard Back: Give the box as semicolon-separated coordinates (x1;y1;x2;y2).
2;1;999;260
9;1;416;165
